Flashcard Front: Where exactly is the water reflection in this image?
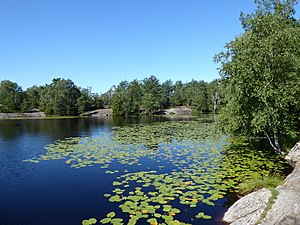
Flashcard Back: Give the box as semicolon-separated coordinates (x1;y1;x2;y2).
0;118;104;141
0;116;198;141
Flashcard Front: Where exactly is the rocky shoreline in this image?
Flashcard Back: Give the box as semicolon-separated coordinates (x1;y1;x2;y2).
80;109;113;117
223;142;300;225
164;106;192;115
0;112;46;119
0;107;192;119
80;107;193;117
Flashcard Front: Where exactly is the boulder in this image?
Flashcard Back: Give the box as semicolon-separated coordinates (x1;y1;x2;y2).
285;141;300;167
165;107;192;115
259;189;300;225
81;109;112;117
223;188;271;225
283;165;300;191
0;112;46;119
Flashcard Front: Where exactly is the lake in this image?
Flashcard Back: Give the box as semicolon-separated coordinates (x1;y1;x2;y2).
0;116;288;225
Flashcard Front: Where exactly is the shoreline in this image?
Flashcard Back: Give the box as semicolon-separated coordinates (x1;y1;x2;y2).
0;112;82;120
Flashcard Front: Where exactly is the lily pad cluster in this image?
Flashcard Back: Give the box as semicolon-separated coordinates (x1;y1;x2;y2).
24;119;289;225
112;120;219;147
24;136;150;168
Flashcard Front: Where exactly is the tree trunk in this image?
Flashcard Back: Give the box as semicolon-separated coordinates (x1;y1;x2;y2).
273;132;283;154
213;92;218;115
263;130;283;154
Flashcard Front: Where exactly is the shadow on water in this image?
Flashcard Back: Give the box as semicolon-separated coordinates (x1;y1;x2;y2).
0;118;111;141
0;115;198;141
218;136;291;208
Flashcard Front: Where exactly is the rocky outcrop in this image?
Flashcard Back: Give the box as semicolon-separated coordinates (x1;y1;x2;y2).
285;141;300;167
224;141;300;225
0;112;46;119
259;189;300;225
164;107;192;115
223;188;272;225
81;109;113;117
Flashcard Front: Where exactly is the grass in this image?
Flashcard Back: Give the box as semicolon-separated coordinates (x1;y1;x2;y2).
237;174;284;196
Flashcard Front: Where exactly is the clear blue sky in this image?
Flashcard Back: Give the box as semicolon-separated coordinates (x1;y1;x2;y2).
0;0;299;94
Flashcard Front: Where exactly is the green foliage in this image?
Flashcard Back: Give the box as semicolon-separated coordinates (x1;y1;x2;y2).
141;93;160;114
20;85;42;111
190;80;209;112
39;78;81;116
101;76;222;116
0;75;222;116
77;87;103;114
215;0;300;153
0;80;23;112
170;81;184;106
141;76;161;114
160;79;173;109
0;78;104;116
110;81;130;116
237;175;284;196
109;80;143;116
77;88;94;114
126;80;142;115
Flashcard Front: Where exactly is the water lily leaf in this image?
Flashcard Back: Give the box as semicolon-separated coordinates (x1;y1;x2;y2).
107;212;116;218
100;218;111;224
203;215;212;219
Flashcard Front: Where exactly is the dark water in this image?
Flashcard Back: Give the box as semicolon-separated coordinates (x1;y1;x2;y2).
0;117;228;225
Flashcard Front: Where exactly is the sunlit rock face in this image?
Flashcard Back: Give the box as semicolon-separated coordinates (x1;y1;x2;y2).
285;141;300;167
223;188;271;225
165;107;192;115
259;145;300;225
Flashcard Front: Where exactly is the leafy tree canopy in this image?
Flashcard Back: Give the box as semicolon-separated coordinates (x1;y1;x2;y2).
39;78;81;116
215;0;300;153
0;80;23;112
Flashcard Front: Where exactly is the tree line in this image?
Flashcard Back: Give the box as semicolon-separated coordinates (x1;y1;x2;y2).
0;77;221;116
0;78;103;116
101;76;220;116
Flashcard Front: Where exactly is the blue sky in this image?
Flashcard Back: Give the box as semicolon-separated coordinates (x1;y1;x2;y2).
1;0;299;93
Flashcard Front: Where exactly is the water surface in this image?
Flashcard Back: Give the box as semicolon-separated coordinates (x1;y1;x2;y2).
0;116;287;225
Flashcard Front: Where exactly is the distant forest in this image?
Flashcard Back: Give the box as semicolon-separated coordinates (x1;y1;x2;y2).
0;76;220;116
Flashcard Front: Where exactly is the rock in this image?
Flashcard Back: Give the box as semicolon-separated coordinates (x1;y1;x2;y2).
283;165;300;191
165;107;192;115
259;190;300;225
81;109;112;117
259;163;300;225
223;188;271;225
285;141;300;167
0;112;46;119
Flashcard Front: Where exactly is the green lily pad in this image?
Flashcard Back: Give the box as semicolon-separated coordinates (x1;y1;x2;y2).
107;212;116;218
100;217;111;224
